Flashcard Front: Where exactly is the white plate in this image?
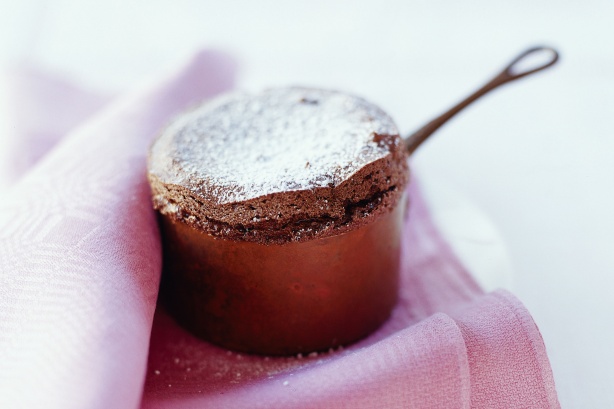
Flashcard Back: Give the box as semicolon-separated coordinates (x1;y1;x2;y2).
418;173;514;292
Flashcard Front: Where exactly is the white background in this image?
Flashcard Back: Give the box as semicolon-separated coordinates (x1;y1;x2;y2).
1;1;613;407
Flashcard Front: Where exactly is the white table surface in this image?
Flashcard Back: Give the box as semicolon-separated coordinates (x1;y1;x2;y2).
1;1;613;407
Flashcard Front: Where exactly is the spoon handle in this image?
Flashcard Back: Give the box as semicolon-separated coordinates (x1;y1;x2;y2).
404;46;560;155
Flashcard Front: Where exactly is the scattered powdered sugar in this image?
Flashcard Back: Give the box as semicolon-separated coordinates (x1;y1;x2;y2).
150;87;399;204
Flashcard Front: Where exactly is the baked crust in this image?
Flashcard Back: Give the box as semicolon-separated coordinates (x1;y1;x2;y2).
148;87;409;244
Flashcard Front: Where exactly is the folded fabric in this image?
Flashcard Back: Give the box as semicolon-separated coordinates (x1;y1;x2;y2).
0;51;236;409
0;65;111;190
0;51;559;409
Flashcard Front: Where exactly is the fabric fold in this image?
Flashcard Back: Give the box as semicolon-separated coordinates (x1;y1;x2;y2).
143;311;471;409
0;65;111;189
0;51;236;409
451;290;560;408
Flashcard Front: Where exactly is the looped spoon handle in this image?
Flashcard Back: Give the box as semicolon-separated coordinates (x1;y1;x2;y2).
404;46;560;155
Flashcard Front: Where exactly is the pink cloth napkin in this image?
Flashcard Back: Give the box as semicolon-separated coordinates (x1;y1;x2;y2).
0;51;560;409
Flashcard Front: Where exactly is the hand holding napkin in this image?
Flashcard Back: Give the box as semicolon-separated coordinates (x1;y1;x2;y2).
0;51;559;409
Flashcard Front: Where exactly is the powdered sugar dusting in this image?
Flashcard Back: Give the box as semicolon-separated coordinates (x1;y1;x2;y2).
150;87;399;204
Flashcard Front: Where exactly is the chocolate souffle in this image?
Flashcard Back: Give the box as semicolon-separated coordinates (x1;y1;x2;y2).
148;87;409;355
